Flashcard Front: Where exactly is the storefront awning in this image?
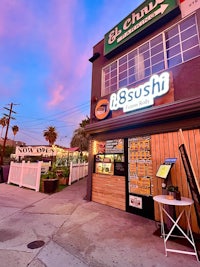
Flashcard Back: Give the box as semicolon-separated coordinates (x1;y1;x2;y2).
86;96;200;136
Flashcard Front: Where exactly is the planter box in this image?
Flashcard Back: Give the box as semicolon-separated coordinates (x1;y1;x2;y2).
59;177;69;186
43;179;59;194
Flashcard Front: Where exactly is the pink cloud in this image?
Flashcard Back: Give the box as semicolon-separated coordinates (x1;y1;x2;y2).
47;83;66;107
40;1;82;107
0;0;35;40
74;49;91;79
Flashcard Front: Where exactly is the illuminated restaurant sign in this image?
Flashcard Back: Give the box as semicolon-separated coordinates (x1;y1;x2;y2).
110;72;170;113
104;0;179;55
15;146;57;156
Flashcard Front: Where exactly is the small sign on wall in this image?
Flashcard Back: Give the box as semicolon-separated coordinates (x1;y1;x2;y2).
156;164;172;179
180;0;200;18
129;195;142;209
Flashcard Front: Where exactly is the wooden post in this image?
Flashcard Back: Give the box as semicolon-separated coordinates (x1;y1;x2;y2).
179;129;200;193
69;161;73;185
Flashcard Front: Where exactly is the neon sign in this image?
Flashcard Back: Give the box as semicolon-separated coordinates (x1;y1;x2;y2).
109;72;170;113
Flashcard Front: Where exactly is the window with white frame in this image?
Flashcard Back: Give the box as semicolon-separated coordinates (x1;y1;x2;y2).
102;14;200;96
102;61;117;96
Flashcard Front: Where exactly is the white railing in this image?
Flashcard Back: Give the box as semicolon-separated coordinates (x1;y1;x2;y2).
41;161;51;174
7;160;88;191
69;161;88;185
8;161;42;192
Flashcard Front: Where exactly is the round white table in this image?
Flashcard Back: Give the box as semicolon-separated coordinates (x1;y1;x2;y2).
153;195;199;261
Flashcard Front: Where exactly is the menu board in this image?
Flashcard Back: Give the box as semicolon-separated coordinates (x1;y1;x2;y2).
96;141;106;154
128;136;152;196
114;162;125;176
156;164;172;179
105;139;124;154
95;162;114;175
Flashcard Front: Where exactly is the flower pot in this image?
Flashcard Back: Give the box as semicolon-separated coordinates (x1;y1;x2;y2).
166;191;175;200
43;178;59;194
59;177;69;185
166;194;174;200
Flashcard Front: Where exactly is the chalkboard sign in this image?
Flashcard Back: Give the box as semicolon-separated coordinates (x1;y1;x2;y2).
179;144;200;228
114;162;125;176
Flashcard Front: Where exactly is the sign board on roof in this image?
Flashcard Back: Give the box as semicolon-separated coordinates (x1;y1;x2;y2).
104;0;179;56
180;0;200;18
15;146;57;157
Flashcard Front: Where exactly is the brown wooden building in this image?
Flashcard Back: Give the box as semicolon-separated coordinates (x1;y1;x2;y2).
86;0;200;233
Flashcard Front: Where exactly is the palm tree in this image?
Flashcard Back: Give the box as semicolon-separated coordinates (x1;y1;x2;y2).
0;117;8;138
43;126;58;146
12;125;19;140
79;116;90;128
70;127;89;151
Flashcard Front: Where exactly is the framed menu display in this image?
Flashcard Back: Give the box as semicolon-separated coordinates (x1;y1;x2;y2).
105;139;124;154
128;136;152;196
156;164;172;179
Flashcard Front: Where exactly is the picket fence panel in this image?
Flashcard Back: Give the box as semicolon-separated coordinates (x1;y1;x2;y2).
8;161;42;192
69;161;88;185
8;160;88;191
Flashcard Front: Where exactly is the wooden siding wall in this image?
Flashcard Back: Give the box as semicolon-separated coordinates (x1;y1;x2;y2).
151;129;200;233
92;174;126;211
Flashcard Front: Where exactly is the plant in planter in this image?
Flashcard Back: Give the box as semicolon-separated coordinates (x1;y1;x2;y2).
56;166;70;186
41;169;59;194
166;185;180;200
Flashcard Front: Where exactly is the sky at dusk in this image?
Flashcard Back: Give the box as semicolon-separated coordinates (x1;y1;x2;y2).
0;0;143;147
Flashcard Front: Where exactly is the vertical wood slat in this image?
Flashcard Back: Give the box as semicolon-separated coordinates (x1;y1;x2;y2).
152;129;200;233
181;130;200;231
92;173;126;211
151;134;162;220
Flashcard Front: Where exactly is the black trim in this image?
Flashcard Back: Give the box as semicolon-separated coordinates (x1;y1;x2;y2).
89;52;100;63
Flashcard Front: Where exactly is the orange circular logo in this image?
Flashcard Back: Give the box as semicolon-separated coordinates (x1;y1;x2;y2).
95;99;110;120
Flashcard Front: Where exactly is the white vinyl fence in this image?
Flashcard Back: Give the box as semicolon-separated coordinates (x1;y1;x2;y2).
8;161;42;191
7;160;88;191
69;161;88;185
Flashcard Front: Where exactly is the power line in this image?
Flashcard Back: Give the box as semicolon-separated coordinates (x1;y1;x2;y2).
15;101;90;122
1;100;90;146
0;103;18;165
13;102;90;131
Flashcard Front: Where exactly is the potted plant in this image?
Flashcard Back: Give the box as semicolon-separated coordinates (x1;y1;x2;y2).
57;166;70;186
41;168;59;194
166;185;178;200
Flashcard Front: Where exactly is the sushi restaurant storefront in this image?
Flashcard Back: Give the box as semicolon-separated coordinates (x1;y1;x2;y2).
86;0;200;234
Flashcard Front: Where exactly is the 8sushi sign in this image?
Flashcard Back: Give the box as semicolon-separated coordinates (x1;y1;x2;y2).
109;72;170;113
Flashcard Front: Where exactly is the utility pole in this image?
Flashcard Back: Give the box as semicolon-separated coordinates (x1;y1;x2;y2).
0;103;17;165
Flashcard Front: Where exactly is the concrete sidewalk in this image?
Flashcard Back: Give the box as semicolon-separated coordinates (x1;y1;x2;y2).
0;178;199;267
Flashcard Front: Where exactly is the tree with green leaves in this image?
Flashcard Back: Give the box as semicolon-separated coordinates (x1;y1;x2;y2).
70;117;90;151
43;126;58;146
12;125;19;140
0;117;8;138
79;115;90;128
